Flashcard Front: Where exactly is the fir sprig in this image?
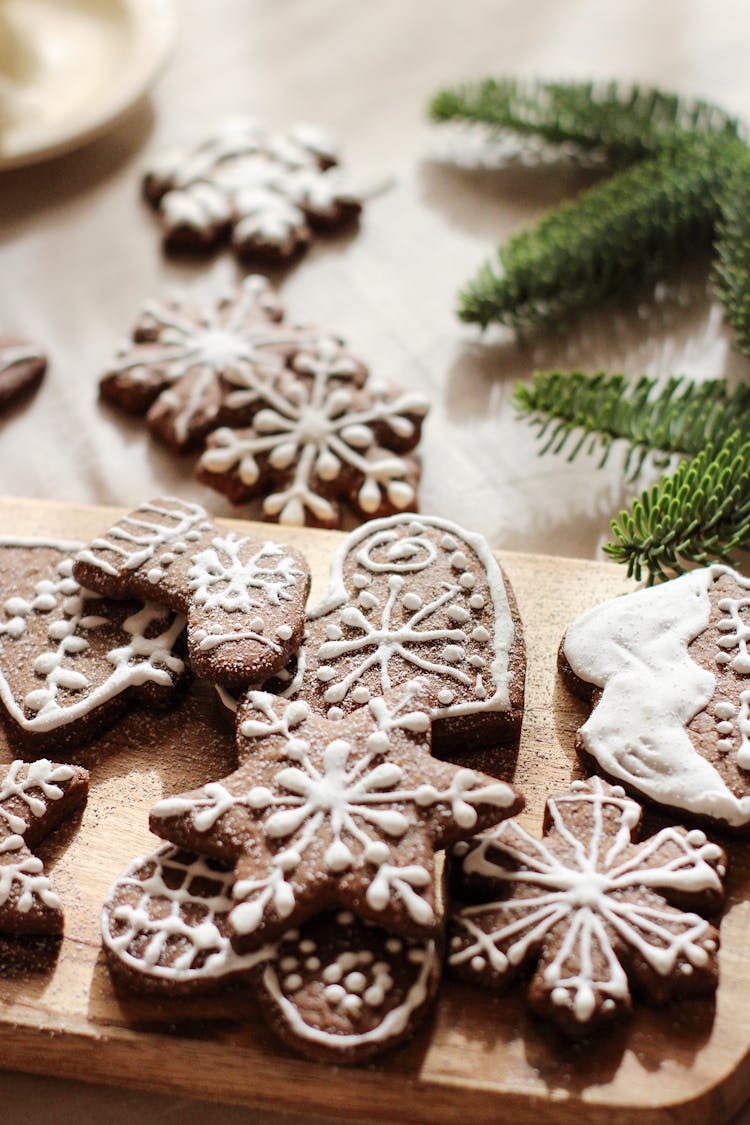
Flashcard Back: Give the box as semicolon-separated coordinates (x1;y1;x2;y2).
605;434;750;581
429;78;741;166
515;370;750;475
713;153;750;356
459;137;734;329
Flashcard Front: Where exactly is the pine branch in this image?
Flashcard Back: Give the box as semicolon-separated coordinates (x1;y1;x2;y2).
460;139;731;330
605;433;750;582
713;152;750;356
514;370;750;476
429;78;741;165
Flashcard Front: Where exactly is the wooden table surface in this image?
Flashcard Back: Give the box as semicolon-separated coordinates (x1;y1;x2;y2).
2;0;750;1120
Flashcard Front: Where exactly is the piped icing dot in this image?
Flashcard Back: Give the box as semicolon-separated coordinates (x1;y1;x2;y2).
459;572;476;589
344;971;367;994
402;592;422;611
450;551;469;570
437;689;454;706
441;534;457;550
276;624;293;640
715;701;735;720
327;706;344;721
470;955;486;972
353;573;371;588
324;983;345;1004
299;939;316;954
283;973;303;992
469;593;485;610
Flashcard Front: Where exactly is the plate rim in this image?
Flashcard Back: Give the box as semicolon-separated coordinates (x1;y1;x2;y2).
0;0;178;171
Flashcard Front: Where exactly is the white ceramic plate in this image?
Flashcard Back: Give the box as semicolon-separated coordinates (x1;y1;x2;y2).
0;0;176;169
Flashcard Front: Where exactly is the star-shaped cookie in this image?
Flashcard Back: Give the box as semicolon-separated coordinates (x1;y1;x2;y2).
0;758;88;934
149;685;523;950
73;497;310;692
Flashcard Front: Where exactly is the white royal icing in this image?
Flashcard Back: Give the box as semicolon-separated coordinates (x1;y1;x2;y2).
146;117;362;258
151;686;516;938
450;778;724;1023
0;759;78;915
563;565;750;827
0;538;185;733
305;514;516;722
199;337;428;527
101;843;273;983
263;915;438;1051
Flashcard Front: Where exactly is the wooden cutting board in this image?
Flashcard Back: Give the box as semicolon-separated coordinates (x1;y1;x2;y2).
0;495;749;1125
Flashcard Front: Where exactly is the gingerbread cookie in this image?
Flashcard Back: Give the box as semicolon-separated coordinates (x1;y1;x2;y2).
289;514;524;753
149;686;522;951
0;758;88;934
143;117;363;263
252;909;440;1064
73;498;310;692
561;564;750;830
448;777;725;1039
0;337;46;409
197;336;429;528
102;844;440;1062
102;843;273;993
99;275;327;451
0;537;186;751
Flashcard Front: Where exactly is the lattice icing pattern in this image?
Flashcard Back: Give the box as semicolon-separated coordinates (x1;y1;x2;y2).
290;513;523;749
562;563;750;829
73;498;310;692
448;777;725;1037
102;844;273;990
142;117;364;264
198;336;429;528
149;686;522;950
0;537;186;743
0;758;88;934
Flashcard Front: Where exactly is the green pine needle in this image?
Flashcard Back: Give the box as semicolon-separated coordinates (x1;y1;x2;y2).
459;140;727;330
514;370;750;477
605;433;750;582
713;152;750;356
429;78;741;165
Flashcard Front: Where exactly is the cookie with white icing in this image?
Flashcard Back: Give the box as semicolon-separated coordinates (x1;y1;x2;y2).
0;537;187;751
448;777;725;1039
197;336;429;529
0;758;88;934
99;275;326;451
293;513;525;755
143;117;363;264
0;336;46;410
149;685;522;952
73;498;310;693
102;843;273;994
252;909;440;1064
561;564;750;831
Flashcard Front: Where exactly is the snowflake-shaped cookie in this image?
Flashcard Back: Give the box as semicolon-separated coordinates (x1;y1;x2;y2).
561;563;750;831
291;513;524;752
143;117;363;264
0;537;186;750
0;758;88;934
99;275;326;451
73;497;310;691
198;337;429;527
448;777;726;1038
149;686;522;950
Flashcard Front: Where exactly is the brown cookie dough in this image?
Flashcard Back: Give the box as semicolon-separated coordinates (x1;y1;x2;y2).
560;564;750;831
0;537;187;752
0;336;46;409
73;498;310;693
143;118;363;264
290;513;525;756
448;777;726;1039
0;758;88;935
149;685;522;951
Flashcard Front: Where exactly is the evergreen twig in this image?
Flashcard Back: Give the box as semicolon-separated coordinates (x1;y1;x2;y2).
605;434;750;582
514;370;750;476
460;140;729;329
713;153;750;356
429;78;741;165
